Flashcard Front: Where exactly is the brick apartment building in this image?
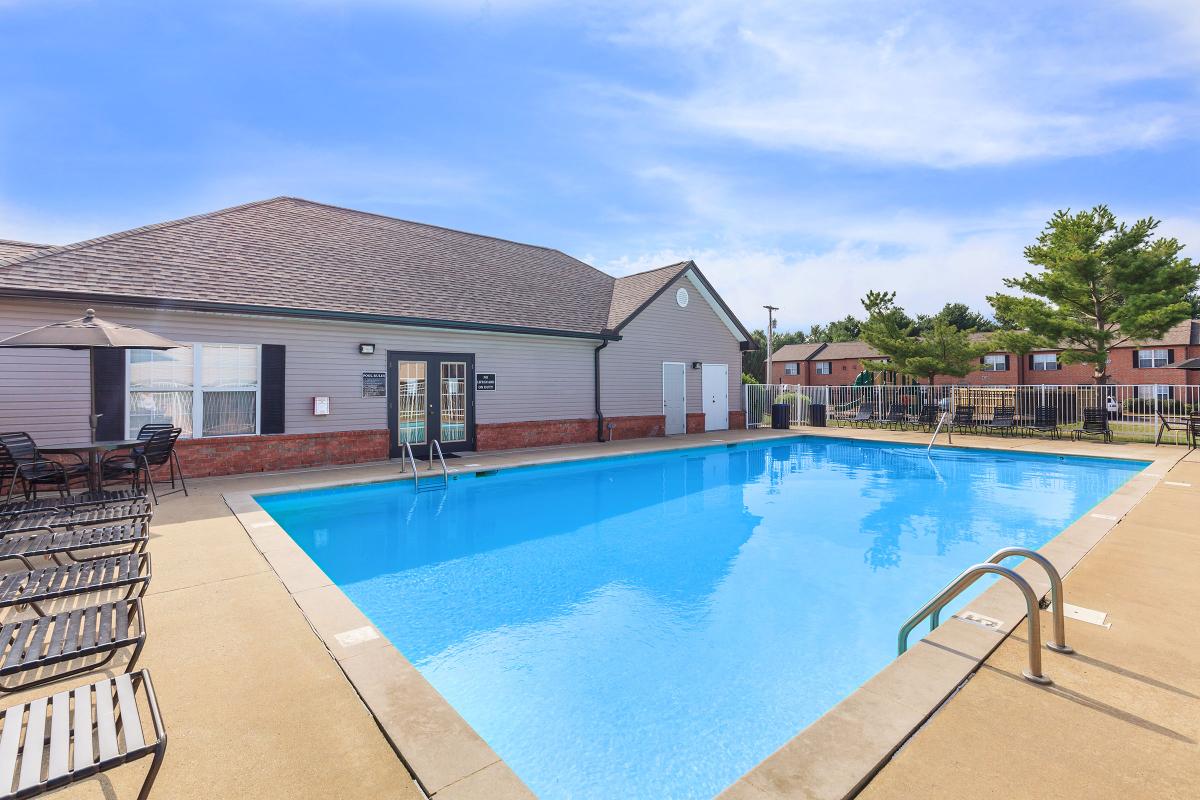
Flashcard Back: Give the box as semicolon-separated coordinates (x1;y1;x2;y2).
770;319;1200;395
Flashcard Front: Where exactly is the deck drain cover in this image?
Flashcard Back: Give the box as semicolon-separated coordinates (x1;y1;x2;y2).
335;626;381;648
1090;513;1119;521
953;611;1003;631
1062;603;1110;628
1165;481;1192;488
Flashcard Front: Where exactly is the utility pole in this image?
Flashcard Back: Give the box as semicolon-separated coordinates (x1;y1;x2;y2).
764;305;779;385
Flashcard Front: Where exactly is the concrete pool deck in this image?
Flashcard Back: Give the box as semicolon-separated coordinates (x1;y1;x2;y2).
31;426;1193;799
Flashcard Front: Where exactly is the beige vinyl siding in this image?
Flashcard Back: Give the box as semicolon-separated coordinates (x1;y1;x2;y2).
600;275;744;417
0;298;596;445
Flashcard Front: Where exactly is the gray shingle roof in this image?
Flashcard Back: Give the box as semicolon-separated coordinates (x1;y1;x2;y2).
607;262;690;329
810;341;882;360
0;198;621;337
0;239;50;261
771;343;826;362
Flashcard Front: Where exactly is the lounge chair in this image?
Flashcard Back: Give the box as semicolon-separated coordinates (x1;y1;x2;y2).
1072;408;1113;443
0;499;153;538
0;599;146;693
0;669;165;800
948;405;977;433
910;405;941;432
0;552;150;616
981;407;1018;436
0;433;89;503
847;402;875;428
0;489;147;520
101;429;187;504
1024;406;1061;439
0;521;149;569
879;403;907;430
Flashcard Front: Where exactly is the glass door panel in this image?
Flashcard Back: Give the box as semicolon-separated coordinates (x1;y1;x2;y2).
395;361;427;445
440;362;467;443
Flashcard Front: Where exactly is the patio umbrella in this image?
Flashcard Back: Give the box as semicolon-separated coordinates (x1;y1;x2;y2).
0;308;183;441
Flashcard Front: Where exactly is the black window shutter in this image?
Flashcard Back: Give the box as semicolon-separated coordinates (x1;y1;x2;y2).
1055;358;1062;371
93;349;126;440
1133;350;1139;368
260;345;286;434
1028;354;1034;370
1167;349;1175;364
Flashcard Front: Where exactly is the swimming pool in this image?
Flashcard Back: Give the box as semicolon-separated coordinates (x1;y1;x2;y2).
258;437;1145;800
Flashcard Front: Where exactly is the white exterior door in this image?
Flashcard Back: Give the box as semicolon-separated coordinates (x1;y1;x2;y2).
663;362;686;435
702;363;729;431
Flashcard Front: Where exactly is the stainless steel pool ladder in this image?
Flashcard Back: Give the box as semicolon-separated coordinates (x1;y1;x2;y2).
897;547;1072;685
400;440;449;492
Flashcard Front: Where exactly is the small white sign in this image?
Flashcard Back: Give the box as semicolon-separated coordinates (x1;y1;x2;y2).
313;396;330;416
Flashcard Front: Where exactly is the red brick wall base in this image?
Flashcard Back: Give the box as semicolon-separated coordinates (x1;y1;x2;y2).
104;410;748;482
476;414;670;450
169;429;390;479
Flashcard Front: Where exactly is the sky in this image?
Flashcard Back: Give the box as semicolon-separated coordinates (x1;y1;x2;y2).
1;0;1198;332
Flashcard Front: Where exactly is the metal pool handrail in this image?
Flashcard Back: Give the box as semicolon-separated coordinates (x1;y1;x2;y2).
898;563;1052;684
427;439;449;491
401;440;419;492
928;410;952;451
930;547;1072;654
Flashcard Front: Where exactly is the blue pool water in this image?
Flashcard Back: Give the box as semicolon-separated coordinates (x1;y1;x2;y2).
258;437;1145;800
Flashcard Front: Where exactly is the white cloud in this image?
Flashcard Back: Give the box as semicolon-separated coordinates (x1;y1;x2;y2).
605;233;1029;334
602;0;1197;167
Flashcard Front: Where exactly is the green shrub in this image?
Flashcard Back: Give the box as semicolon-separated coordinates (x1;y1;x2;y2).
1121;397;1190;415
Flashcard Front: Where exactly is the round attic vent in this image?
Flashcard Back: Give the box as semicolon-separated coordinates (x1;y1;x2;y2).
676;287;690;308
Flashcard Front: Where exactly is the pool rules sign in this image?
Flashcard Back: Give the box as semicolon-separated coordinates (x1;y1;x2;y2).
476;373;496;391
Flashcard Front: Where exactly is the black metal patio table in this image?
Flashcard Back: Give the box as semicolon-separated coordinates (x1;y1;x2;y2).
40;439;140;493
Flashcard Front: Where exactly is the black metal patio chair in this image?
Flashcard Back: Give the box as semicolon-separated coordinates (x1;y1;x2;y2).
1072;408;1113;443
878;403;907;430
910;404;941;431
1024;406;1061;439
0;433;89;503
948;405;977;433
1186;413;1200;450
847;401;875;428
101;428;187;504
0;669;166;800
981;407;1018;436
1155;411;1195;447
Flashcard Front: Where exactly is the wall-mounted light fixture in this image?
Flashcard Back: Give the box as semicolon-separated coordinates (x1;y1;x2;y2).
359;343;376;355
691;361;703;370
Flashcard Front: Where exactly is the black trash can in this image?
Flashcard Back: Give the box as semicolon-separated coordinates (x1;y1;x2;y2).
771;403;791;430
809;403;827;428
